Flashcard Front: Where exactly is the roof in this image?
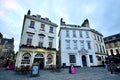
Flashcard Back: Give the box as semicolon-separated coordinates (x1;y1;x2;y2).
104;33;120;42
1;38;14;44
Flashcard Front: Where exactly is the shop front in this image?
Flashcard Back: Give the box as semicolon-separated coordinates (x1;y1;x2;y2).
15;48;56;70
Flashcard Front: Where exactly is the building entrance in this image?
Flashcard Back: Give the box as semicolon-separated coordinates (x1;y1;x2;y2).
82;55;87;66
34;54;44;69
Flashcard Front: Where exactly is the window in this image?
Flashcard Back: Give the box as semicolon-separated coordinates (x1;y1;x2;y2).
114;42;118;47
80;40;84;48
96;44;99;52
21;53;31;64
49;38;53;48
39;36;44;47
89;55;93;63
66;30;69;37
73;40;77;49
99;45;102;53
97;35;99;41
97;56;102;61
86;31;89;38
87;41;91;49
69;55;76;63
46;54;53;64
40;23;45;31
49;26;53;33
108;43;112;48
73;30;76;37
26;34;33;46
66;40;70;49
116;49;119;55
110;49;114;55
100;37;103;42
29;21;35;28
79;31;83;38
94;34;96;40
102;46;105;53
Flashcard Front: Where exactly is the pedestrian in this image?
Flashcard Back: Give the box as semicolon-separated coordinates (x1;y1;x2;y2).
102;60;105;68
105;60;110;71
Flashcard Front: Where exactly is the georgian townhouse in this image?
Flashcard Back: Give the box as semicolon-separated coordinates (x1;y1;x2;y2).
59;18;106;67
15;10;58;69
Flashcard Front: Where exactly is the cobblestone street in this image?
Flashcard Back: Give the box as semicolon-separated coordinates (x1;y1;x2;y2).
0;67;120;80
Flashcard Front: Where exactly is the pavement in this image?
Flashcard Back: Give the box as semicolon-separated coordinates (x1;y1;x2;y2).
0;67;120;80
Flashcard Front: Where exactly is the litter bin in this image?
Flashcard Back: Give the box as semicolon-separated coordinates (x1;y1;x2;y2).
63;63;66;68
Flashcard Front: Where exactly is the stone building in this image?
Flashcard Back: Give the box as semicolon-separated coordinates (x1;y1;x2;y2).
15;10;58;69
0;32;14;59
59;18;106;67
104;33;120;55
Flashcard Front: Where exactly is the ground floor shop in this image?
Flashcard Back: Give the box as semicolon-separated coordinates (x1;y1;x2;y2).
15;48;56;70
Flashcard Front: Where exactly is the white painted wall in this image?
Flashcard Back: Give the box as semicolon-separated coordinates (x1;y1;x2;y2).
59;25;99;67
20;18;57;49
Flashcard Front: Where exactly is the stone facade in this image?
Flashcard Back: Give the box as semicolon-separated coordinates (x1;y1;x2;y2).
0;33;14;59
104;33;120;55
15;10;58;69
59;18;106;67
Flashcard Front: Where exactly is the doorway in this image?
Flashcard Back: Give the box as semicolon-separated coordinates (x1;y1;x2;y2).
34;54;44;69
82;55;87;66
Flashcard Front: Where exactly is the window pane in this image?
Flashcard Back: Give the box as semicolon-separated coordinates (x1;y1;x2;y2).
73;30;76;37
69;55;76;63
79;31;83;38
40;24;45;31
49;26;53;33
39;36;44;47
87;41;91;49
66;40;70;49
73;40;77;49
66;30;69;37
49;38;53;48
21;53;31;64
80;41;84;48
30;21;35;28
89;55;93;63
86;31;89;38
26;35;33;46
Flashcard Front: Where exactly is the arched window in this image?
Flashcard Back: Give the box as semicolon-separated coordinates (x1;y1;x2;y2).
21;53;31;64
35;54;44;58
46;54;53;64
110;49;114;55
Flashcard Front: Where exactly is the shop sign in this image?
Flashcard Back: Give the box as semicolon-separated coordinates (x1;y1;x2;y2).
31;64;39;77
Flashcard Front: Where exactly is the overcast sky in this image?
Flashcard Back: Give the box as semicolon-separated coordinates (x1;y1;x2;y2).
0;0;120;52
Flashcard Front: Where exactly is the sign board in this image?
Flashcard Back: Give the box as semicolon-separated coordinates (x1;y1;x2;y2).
31;64;39;77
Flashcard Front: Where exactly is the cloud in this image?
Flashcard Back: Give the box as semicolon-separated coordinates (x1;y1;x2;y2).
0;0;21;10
0;10;5;16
